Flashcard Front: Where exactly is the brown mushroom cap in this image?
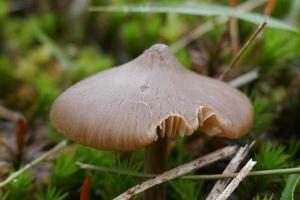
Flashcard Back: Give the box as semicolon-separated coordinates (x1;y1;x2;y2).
50;44;253;151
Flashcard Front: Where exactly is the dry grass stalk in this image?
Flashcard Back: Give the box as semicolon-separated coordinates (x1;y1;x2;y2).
216;159;257;200
228;69;258;88
264;0;277;16
228;0;241;57
219;19;267;80
0;105;27;165
206;142;254;200
113;146;238;200
0;140;67;188
170;0;268;52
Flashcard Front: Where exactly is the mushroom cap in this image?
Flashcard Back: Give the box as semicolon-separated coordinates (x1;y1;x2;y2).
50;44;253;151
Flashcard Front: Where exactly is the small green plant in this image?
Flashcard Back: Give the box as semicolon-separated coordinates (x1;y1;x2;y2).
6;172;33;200
95;153;144;199
253;193;274;200
170;180;203;200
52;153;78;189
286;139;300;165
245;143;290;194
255;143;289;170
36;186;68;200
252;97;276;134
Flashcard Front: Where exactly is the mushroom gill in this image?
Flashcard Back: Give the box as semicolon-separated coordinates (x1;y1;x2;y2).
155;106;225;140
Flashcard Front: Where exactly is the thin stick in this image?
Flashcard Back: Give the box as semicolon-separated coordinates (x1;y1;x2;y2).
228;69;259;88
229;0;240;7
0;140;67;188
228;0;240;57
78;163;300;180
0;104;20;121
0;105;27;165
219;19;268;80
216;159;256;200
16;116;27;166
206;142;254;200
186;167;300;179
77;162;154;178
113;146;237;200
170;0;267;52
229;17;240;56
264;0;277;16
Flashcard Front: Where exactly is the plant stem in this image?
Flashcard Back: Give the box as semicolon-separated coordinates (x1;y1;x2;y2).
78;163;300;180
170;0;267;52
144;136;168;200
0;140;67;188
227;69;259;88
219;18;268;80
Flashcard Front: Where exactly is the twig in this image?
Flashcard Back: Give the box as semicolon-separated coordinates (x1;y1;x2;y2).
229;0;240;7
113;146;237;200
170;0;268;52
187;167;300;179
15;116;27;166
206;142;254;200
228;69;259;88
228;0;240;57
219;19;268;80
229;17;240;56
0;105;27;165
0;140;67;188
77;162;154;178
78;163;300;180
0;104;20;121
216;159;256;200
264;0;277;16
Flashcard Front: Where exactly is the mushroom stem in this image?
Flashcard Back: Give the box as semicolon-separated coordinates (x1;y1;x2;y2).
144;136;168;200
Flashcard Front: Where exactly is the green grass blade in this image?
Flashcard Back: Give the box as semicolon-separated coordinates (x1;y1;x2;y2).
280;174;300;200
89;4;300;34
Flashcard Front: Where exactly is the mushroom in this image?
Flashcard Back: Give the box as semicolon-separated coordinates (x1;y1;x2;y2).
50;44;253;199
